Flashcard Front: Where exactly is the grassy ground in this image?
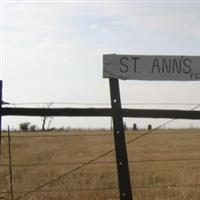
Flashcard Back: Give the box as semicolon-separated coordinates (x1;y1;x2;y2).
1;129;200;200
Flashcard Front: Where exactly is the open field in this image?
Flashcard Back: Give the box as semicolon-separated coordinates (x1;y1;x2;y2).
1;129;200;200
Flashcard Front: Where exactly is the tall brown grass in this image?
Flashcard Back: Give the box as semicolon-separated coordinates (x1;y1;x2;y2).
1;129;200;200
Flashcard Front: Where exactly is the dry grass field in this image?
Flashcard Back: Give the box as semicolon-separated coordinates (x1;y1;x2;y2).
1;129;200;200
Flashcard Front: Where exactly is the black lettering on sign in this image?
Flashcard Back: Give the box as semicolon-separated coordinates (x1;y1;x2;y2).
131;57;140;73
190;73;200;80
183;58;192;74
172;59;182;74
152;58;160;73
120;57;129;73
162;59;171;73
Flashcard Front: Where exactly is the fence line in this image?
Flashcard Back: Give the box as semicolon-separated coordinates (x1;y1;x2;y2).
2;107;200;119
1;104;200;199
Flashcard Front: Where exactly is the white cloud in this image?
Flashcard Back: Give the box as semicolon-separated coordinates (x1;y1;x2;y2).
1;1;200;129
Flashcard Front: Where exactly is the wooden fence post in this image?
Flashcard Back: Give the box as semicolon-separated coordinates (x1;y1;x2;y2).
109;78;133;200
0;80;2;167
8;126;14;200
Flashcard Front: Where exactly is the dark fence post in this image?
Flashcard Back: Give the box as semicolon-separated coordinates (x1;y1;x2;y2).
8;126;14;200
0;80;2;167
109;78;133;200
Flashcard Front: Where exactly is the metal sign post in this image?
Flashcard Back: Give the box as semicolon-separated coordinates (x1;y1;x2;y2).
109;78;133;200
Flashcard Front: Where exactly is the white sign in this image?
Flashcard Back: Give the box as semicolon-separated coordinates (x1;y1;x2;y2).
103;54;200;81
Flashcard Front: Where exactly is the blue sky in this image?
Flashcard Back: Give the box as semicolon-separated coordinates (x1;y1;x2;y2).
1;0;200;130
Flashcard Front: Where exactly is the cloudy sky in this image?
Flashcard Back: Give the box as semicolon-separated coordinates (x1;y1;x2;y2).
1;0;200;130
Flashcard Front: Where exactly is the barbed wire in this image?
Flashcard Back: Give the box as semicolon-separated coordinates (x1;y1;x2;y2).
4;101;200;107
1;157;200;167
0;188;117;194
1;128;198;139
1;183;200;195
1;133;113;138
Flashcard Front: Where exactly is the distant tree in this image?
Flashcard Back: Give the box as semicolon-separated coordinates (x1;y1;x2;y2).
41;103;54;131
19;122;30;132
30;124;37;132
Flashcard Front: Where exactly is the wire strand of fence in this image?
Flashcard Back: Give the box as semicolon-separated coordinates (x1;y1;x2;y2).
5;101;200;107
0;187;118;194
2;157;200;168
1;130;197;139
2;183;200;195
1;133;113;138
2;127;196;139
134;184;200;189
